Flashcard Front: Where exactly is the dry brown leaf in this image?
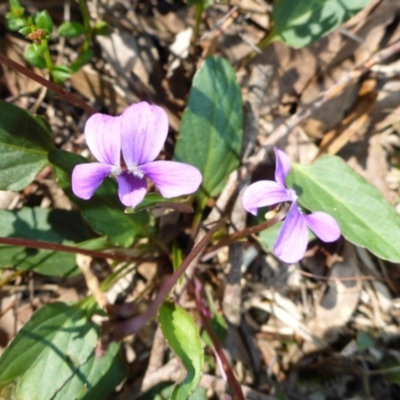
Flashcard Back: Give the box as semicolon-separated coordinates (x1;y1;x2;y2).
306;242;361;349
70;65;130;114
0;34;42;103
316;79;377;158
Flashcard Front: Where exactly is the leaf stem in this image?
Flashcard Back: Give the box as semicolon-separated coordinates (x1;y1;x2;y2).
191;194;208;237
78;0;92;48
192;3;204;48
41;39;54;71
0;236;148;262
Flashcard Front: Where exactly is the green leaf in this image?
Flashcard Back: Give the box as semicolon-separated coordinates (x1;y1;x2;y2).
139;383;206;400
92;20;112;36
0;302;126;400
174;55;243;200
201;286;227;347
0;101;54;191
24;43;47;69
9;0;24;16
18;26;32;35
380;356;400;385
51;64;72;84
172;241;183;272
58;21;84;38
6;17;25;31
34;10;53;35
54;341;126;400
49;149;150;247
71;48;93;72
258;221;282;253
266;0;373;49
0;207;94;276
356;331;375;351
286;155;400;262
187;0;213;9
159;301;204;400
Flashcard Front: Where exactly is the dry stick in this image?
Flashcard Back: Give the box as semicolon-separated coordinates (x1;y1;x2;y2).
243;64;275;159
0;52;97;115
141;326;166;387
199;373;276;400
223;63;274;363
76;254;109;309
221;66;275;384
0;236;148;263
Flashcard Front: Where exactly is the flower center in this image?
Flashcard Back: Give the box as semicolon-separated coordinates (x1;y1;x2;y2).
110;166;122;177
287;188;298;202
128;166;145;179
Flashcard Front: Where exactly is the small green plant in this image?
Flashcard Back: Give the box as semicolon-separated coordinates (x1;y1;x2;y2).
6;0;110;83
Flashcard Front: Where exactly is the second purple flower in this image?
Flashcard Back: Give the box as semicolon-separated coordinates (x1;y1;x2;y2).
242;148;341;263
72;102;202;208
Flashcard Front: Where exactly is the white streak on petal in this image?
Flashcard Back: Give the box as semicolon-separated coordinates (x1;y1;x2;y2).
117;172;147;208
303;212;341;242
274;202;308;263
72;163;112;200
242;181;293;216
141;160;202;198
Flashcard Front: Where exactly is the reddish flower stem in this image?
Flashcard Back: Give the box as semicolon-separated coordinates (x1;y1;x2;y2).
192;278;245;400
103;220;225;341
202;205;288;261
0;236;145;262
0;52;96;115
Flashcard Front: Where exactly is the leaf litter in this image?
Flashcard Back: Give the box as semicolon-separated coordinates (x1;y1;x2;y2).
1;0;400;398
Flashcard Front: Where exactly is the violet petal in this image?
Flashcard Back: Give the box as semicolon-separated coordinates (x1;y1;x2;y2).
242;181;293;216
117;172;147;208
141;160;202;198
274;148;291;187
274;202;308;263
84;113;121;166
120;102;169;167
72;163;113;200
303;212;341;242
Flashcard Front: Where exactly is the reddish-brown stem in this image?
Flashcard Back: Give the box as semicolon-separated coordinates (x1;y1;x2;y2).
102;220;225;341
202;206;288;260
0;52;97;115
0;236;148;262
192;279;245;400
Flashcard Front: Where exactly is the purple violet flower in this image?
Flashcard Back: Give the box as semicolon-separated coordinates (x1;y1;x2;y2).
72;102;202;208
242;148;341;263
